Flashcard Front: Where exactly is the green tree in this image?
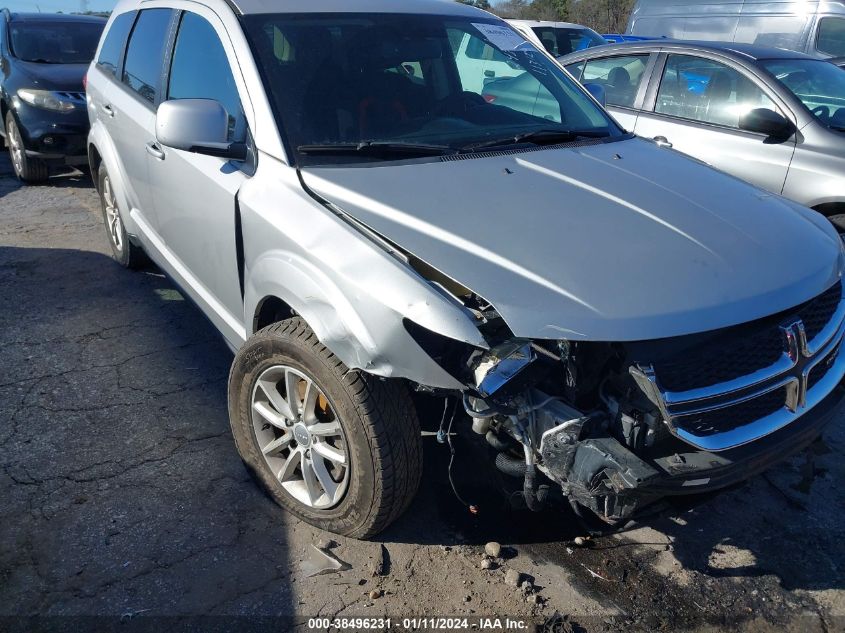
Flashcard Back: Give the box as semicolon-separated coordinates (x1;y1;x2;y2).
492;0;532;18
456;0;493;9
568;0;636;32
527;0;568;20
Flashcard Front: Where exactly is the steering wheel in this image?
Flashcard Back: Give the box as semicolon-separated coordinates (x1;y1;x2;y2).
811;104;831;122
435;91;488;117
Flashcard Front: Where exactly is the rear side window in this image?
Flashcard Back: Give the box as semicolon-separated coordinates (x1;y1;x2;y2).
97;11;135;78
818;17;845;57
168;12;246;142
122;8;173;104
581;55;650;108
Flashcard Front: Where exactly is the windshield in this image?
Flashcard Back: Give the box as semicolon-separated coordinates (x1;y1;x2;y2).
761;58;845;130
531;26;607;56
242;14;620;165
9;21;104;64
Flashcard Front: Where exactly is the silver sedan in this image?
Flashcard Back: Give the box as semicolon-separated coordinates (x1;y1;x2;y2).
557;41;845;228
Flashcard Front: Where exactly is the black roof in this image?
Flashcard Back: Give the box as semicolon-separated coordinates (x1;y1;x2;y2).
6;11;107;23
571;39;817;62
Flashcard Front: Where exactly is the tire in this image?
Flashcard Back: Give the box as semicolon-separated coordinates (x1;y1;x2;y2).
5;112;48;183
228;317;423;538
97;164;147;269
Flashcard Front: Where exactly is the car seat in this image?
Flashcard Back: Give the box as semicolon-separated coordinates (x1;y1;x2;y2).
704;70;735;125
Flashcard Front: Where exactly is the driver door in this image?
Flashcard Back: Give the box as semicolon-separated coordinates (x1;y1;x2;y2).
146;8;251;345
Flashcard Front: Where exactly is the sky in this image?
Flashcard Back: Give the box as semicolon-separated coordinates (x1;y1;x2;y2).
5;0;118;12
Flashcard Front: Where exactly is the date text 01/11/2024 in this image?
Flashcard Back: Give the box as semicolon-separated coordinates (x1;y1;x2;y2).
306;617;531;630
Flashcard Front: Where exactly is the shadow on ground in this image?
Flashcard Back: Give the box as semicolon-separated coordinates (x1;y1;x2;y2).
0;246;296;618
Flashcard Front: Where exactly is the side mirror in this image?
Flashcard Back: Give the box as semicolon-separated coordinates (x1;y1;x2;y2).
583;82;607;107
739;107;794;139
156;98;246;160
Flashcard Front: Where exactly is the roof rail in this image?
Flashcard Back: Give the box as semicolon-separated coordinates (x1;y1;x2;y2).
221;0;242;16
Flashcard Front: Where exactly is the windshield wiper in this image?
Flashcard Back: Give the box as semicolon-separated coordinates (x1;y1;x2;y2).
461;128;610;152
297;141;455;157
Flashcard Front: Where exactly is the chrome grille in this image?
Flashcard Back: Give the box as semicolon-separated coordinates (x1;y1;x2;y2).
653;281;842;393
634;279;845;452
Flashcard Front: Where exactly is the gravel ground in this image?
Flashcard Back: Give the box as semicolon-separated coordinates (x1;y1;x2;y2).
0;154;843;633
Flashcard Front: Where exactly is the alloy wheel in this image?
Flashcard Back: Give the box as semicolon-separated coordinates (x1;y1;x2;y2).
6;117;23;177
102;175;124;252
250;365;350;509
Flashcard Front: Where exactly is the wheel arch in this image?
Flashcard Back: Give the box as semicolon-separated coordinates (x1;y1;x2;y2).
253;295;296;333
0;99;9;133
813;201;845;217
244;253;467;391
88;142;103;192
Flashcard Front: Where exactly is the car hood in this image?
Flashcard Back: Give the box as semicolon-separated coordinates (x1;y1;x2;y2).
16;61;88;91
301;137;843;342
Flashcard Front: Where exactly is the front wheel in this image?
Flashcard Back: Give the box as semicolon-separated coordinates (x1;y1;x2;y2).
228;318;423;538
5;112;48;183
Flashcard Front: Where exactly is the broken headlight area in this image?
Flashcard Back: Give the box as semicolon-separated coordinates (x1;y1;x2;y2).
457;335;674;525
403;313;677;524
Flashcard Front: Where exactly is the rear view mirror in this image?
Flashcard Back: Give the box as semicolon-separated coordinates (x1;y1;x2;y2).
156;99;246;160
583;82;607;108
739;108;794;139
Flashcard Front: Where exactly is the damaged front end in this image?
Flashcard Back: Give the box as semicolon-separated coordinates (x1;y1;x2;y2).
409;279;845;526
462;336;666;524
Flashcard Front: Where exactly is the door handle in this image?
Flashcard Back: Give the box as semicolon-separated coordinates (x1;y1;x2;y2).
653;135;673;148
145;141;165;160
100;103;115;118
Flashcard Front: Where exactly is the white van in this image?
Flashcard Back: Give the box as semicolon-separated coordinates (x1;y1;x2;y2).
627;0;845;58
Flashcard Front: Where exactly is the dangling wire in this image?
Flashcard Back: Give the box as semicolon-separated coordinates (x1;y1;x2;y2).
444;396;478;514
436;396;449;444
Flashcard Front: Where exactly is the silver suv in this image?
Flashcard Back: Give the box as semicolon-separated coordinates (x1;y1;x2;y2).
88;0;845;538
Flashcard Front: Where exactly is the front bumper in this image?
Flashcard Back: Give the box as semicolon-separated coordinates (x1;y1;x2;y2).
11;100;89;162
647;381;844;494
558;382;844;519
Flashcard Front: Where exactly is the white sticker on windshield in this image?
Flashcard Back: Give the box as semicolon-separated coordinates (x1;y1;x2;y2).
472;23;532;51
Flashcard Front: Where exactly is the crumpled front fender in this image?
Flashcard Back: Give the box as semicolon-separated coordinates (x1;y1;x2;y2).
240;160;487;390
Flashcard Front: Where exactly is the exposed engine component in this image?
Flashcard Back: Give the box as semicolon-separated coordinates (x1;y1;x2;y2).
464;334;670;523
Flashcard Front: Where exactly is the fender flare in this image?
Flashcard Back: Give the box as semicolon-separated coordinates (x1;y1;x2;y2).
244;250;468;390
